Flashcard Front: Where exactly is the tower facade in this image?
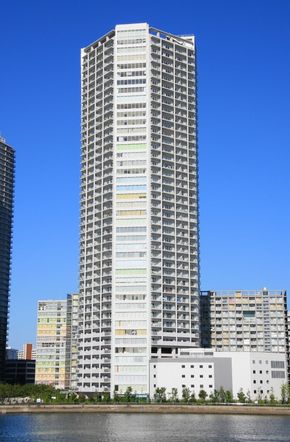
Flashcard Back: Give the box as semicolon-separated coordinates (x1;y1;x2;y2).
78;23;199;395
0;137;15;382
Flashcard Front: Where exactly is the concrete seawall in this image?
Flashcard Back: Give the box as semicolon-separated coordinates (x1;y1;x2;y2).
1;404;290;415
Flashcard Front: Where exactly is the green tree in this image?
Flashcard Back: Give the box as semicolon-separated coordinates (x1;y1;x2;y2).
154;387;167;403
182;387;190;403
124;386;133;402
280;383;288;404
246;390;252;403
218;387;226;403
102;392;111;403
237;389;246;403
269;388;276;405
170;388;178;402
209;389;220;403
198;389;208;401
225;390;233;403
189;391;196;403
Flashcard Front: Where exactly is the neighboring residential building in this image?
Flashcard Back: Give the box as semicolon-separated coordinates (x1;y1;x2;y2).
5;359;35;384
36;299;70;389
6;347;18;360
0;137;15;382
78;22;199;396
17;343;36;360
150;348;287;401
35;294;79;389
66;293;79;390
200;289;288;354
287;311;290;381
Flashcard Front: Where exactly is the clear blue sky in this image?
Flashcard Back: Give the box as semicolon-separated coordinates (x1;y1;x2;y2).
1;0;289;349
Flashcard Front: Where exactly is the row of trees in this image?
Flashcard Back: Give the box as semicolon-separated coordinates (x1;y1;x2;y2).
1;383;290;405
153;384;290;405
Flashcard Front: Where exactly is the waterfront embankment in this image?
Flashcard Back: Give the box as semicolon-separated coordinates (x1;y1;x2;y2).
1;404;290;415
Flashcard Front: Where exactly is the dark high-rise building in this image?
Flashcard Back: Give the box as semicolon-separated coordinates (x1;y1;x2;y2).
0;137;15;382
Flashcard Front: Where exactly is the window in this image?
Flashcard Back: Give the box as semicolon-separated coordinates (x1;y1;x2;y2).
182;375;185;378
209;375;212;378
259;370;262;374
253;370;256;374
253;380;256;384
200;375;203;378
200;385;204;389
117;100;146;108
118;86;145;94
208;365;212;368
117;226;146;233
271;371;285;379
190;365;194;368
260;380;263;384
181;365;185;368
117;79;146;86
182;384;186;388
153;374;156;378
116;185;147;192
209;385;213;388
117;235;146;242
199;365;203;368
191;375;194;378
191;385;194;388
271;361;285;369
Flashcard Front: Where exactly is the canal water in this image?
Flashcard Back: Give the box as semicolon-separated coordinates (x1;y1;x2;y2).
0;413;290;441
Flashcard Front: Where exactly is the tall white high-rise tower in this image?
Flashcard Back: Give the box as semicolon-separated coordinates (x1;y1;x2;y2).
78;23;199;396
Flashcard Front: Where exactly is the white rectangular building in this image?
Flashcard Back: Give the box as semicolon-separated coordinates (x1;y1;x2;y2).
150;348;287;401
78;23;199;396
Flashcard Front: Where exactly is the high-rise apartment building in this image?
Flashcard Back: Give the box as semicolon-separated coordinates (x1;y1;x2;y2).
78;23;199;396
200;289;288;355
0;137;15;382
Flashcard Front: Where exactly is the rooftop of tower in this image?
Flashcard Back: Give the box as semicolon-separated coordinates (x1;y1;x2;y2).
83;23;195;53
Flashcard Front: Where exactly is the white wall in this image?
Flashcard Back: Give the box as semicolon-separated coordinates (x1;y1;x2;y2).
150;350;287;401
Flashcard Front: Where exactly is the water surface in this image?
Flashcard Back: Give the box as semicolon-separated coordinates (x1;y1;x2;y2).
0;413;290;441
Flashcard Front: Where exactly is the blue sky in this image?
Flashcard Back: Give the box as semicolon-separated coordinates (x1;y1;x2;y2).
1;0;289;348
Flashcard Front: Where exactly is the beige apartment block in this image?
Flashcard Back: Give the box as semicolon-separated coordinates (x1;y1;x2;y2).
36;299;70;389
200;289;288;355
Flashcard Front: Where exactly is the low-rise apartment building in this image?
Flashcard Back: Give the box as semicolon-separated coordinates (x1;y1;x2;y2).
150;348;287;401
35;294;79;389
36;299;70;389
200;289;288;354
